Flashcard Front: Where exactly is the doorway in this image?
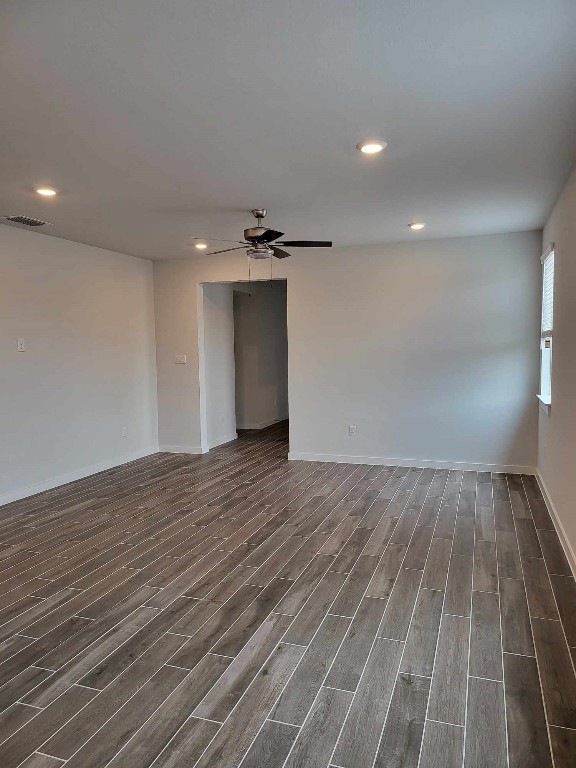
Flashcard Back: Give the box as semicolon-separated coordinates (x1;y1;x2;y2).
199;279;288;451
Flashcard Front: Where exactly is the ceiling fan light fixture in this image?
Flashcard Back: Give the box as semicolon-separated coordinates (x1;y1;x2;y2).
356;139;387;155
408;222;426;230
194;242;208;250
247;245;274;259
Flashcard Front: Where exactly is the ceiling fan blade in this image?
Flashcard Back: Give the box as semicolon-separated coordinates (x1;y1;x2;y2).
253;229;284;243
205;246;247;256
272;247;291;259
276;240;332;247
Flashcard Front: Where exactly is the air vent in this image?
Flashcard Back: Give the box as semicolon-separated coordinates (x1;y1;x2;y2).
4;215;52;227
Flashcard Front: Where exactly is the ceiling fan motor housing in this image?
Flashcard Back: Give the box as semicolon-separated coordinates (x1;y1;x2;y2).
244;226;270;242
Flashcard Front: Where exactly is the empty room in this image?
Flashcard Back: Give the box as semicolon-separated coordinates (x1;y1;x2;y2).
1;2;576;767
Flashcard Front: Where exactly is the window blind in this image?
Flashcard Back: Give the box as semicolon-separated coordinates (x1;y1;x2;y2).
541;247;554;338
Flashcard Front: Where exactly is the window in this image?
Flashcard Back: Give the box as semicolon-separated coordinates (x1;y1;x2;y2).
539;245;554;407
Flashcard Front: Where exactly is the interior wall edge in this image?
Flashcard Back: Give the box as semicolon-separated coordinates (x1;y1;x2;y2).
536;472;576;580
0;445;160;506
288;452;536;474
159;445;207;455
208;432;239;449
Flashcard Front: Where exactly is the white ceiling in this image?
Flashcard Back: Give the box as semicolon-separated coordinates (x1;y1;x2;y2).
1;0;576;260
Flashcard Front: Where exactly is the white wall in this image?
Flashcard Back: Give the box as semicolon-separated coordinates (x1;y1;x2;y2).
154;231;541;471
1;225;541;506
233;281;288;429
538;166;576;568
202;282;237;448
0;224;158;504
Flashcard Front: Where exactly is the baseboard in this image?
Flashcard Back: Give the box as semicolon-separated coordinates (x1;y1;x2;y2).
0;445;160;506
162;434;237;454
536;472;576;579
236;418;285;430
208;432;238;449
287;451;536;474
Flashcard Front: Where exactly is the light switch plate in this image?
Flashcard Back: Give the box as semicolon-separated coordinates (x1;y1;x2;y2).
175;354;187;364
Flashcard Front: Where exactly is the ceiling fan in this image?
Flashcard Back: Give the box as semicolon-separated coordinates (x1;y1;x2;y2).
192;209;332;259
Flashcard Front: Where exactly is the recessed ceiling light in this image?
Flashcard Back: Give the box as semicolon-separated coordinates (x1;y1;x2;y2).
356;139;387;155
409;222;426;230
35;187;57;197
194;242;208;250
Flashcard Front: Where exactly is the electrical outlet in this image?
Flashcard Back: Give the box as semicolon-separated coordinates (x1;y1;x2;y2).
349;425;357;436
174;354;187;364
17;338;26;352
121;426;128;437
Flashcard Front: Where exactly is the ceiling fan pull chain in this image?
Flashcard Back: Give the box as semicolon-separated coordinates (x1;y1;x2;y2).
248;256;252;297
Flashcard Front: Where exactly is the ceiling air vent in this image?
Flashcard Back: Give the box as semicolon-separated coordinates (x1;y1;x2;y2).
4;215;53;227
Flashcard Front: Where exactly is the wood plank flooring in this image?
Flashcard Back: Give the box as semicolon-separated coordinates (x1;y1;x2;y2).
0;422;575;767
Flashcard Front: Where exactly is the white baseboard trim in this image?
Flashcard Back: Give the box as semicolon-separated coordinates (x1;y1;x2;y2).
236;418;285;430
536;472;576;579
287;451;536;474
161;433;238;454
209;433;238;449
0;446;160;506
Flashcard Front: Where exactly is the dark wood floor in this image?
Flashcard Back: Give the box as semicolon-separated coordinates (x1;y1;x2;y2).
0;422;575;768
